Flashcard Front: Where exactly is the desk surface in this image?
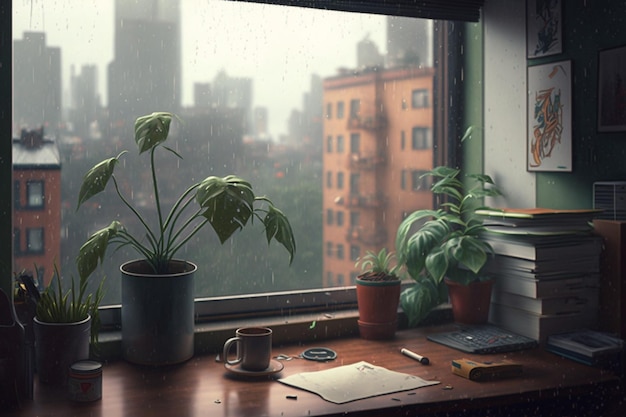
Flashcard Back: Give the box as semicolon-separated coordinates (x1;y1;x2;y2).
7;325;622;417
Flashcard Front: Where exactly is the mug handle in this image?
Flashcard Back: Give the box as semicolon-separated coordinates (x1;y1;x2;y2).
222;336;242;365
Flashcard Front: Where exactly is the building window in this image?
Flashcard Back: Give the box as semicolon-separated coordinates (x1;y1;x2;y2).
350;133;360;153
337;101;345;119
326;171;332;188
400;130;406;150
349;99;360;118
411;170;430;191
336;211;344;226
14;228;21;256
401;170;407;190
337;172;344;189
326;102;332;119
350;173;360;194
27;181;44;208
337;274;345;286
350;211;360;227
411;127;431;149
326;241;333;257
336;135;345;152
336;244;345;260
327;135;333;152
27;228;44;254
14;181;21;209
411;88;429;108
350;245;360;261
326;209;334;225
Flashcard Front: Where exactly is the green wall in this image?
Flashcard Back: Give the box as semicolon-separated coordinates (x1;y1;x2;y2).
533;1;626;208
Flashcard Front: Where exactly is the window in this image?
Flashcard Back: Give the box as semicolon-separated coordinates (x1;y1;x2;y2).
27;228;44;254
336;211;344;226
411;88;429;108
411;127;431;149
350;133;360;153
27;181;44;208
400;130;406;150
9;1;456;326
401;169;407;190
411;170;430;191
337;101;345;119
336;244;345;259
349;99;360;118
326;209;334;225
350;245;360;261
336;135;345;152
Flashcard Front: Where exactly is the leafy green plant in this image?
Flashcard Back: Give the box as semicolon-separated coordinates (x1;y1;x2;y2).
30;265;104;345
395;166;502;326
76;112;296;279
355;248;400;281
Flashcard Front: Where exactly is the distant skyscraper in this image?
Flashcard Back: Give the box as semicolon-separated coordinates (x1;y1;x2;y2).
108;0;181;125
387;16;432;68
70;64;100;138
13;32;62;134
357;35;384;69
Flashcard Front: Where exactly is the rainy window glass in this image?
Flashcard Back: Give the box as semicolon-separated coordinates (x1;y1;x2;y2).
12;0;441;308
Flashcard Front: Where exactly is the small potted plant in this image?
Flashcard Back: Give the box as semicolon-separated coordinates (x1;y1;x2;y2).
395;166;502;326
354;248;401;340
22;266;104;385
75;112;296;365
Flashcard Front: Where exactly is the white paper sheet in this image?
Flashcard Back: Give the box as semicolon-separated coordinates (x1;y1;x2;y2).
278;361;440;404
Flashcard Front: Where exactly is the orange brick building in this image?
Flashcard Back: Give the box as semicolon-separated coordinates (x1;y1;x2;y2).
322;66;434;287
12;128;61;288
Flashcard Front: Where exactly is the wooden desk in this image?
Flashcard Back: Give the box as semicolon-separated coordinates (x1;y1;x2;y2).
6;325;623;417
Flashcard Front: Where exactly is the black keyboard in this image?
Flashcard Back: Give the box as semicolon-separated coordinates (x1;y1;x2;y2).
427;325;538;354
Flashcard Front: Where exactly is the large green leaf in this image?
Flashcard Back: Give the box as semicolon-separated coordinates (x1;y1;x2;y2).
196;175;255;243
134;112;173;154
263;205;296;265
77;221;123;280
400;280;442;327
76;152;125;209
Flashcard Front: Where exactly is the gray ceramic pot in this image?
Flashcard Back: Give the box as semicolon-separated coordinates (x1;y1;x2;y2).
121;259;196;365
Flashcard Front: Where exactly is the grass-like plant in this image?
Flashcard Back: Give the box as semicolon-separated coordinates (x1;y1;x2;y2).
76;112;296;279
355;248;400;281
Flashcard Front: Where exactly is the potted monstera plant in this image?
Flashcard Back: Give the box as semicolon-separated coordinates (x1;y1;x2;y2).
76;112;296;365
395;166;501;326
354;248;401;340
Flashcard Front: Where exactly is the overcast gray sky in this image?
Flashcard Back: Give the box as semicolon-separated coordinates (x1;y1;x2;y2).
13;0;386;137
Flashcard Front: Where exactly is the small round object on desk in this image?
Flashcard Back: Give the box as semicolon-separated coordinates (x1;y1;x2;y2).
68;360;102;402
301;347;337;361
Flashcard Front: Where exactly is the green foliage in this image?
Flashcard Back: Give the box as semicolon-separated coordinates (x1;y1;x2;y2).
395;166;502;326
355;248;400;280
34;265;104;346
76;112;296;278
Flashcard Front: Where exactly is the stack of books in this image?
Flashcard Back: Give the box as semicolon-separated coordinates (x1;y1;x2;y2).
476;208;604;342
546;329;623;369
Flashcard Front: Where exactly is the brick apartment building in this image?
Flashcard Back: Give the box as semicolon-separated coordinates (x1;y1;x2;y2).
12;128;61;288
322;66;435;287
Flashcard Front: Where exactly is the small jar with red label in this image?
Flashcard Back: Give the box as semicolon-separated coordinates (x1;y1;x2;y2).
68;360;102;402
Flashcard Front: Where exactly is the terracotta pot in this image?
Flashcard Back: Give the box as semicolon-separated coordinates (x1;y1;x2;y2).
445;278;493;325
121;259;196;365
356;278;401;340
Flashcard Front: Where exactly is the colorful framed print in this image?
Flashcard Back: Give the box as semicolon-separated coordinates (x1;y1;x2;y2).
527;0;562;59
597;45;626;132
527;60;572;172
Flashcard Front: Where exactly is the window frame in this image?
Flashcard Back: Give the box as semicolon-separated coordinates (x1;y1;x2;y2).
3;2;465;332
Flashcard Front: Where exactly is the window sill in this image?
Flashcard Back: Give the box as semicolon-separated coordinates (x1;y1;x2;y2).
96;305;453;360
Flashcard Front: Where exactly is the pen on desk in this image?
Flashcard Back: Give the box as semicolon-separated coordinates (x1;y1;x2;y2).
401;348;430;365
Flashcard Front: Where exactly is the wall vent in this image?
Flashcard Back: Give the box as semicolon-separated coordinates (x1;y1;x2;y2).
593;181;626;220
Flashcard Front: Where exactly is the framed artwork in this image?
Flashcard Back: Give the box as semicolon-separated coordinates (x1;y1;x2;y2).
527;60;572;172
597;45;626;132
527;0;562;59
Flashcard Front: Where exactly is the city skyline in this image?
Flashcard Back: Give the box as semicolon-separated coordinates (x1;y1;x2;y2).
12;0;386;137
